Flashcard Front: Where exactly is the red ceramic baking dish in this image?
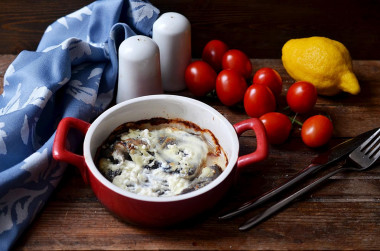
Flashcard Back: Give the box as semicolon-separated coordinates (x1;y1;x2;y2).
53;94;268;226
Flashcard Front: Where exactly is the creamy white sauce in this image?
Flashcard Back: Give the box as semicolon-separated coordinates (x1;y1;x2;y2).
97;119;227;197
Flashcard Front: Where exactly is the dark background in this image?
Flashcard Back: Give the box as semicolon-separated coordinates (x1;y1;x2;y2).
0;0;379;59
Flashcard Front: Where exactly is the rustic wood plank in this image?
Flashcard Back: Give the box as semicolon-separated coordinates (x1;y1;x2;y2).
15;172;380;250
1;0;380;60
0;0;93;54
13;165;380;250
0;54;15;94
151;0;380;60
2;1;380;249
1;54;379;249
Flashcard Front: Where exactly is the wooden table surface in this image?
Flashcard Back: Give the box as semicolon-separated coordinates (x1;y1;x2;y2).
1;55;379;250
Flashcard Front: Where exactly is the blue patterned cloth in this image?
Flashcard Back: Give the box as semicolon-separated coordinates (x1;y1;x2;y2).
0;0;159;249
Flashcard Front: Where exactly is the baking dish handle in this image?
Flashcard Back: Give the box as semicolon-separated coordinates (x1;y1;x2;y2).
234;118;268;169
53;117;91;184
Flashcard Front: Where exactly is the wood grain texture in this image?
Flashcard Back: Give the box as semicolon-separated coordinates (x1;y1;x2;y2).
0;0;93;54
153;0;380;60
1;1;380;249
1;55;377;250
0;54;15;94
1;0;380;59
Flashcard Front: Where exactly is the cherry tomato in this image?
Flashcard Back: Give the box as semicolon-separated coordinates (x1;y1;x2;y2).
202;40;229;72
222;49;252;79
301;115;333;148
286;81;318;114
216;69;248;106
253;67;283;97
260;112;292;144
185;60;217;97
244;84;276;118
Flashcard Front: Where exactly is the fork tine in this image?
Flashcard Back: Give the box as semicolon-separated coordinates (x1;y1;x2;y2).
369;137;380;158
362;129;380;154
238;128;380;231
350;129;380;166
372;146;380;160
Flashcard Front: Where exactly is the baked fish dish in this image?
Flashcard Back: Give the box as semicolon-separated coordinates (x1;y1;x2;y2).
96;118;228;197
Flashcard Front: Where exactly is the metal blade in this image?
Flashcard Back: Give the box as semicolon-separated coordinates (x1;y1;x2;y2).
219;127;380;220
310;127;380;166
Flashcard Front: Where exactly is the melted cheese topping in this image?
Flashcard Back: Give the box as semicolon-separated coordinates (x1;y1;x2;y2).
97;120;227;197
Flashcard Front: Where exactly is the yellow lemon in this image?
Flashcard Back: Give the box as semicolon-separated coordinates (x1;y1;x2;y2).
282;36;360;96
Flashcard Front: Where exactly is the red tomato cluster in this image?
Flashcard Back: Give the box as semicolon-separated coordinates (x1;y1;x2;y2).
256;79;333;147
185;39;333;148
185;40;252;106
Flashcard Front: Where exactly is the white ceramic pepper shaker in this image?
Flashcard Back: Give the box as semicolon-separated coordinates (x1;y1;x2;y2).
116;35;163;104
153;12;191;92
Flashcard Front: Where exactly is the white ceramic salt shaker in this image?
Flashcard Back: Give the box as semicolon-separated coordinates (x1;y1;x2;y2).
153;12;191;92
116;35;163;104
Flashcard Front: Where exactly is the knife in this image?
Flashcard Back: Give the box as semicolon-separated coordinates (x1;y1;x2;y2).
219;127;380;220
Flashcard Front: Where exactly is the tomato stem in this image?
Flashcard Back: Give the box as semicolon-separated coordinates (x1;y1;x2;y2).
289;114;303;127
206;89;218;99
282;106;291;112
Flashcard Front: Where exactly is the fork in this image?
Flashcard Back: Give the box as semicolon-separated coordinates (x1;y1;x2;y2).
239;128;380;231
